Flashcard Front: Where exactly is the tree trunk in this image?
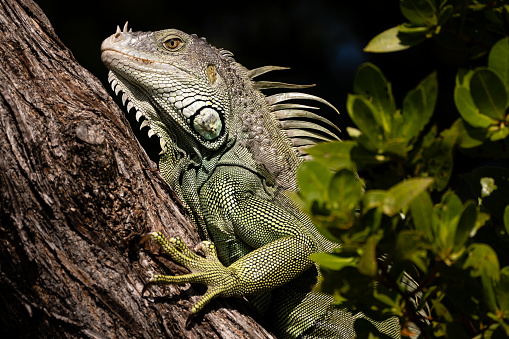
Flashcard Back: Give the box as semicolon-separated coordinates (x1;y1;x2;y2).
0;0;274;338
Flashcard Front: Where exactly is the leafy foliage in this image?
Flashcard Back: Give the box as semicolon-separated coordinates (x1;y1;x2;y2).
296;1;509;337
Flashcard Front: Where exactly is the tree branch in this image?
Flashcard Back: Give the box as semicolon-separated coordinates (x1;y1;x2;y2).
0;0;274;337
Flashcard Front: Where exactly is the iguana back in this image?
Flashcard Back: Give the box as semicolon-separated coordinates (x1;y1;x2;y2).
101;24;400;339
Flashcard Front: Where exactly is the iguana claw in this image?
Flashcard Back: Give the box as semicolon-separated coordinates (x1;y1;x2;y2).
139;231;238;313
140;232;156;245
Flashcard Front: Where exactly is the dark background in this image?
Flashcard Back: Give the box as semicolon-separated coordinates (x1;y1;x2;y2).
35;0;471;162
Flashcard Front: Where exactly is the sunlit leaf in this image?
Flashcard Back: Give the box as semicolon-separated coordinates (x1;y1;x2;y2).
432;300;453;322
410;191;433;235
362;190;387;213
400;0;438;26
495;266;509;314
358;235;378;276
455;70;497;128
470;68;508;120
297;161;332;205
453;201;477;252
488;125;509;141
310;252;357;271
353;63;395;135
328;169;364;215
397;23;430;47
489;37;509;91
401;72;438;142
433;191;462;253
463;243;500;281
364;26;411;53
453;118;487;148
419;127;457;191
384;177;434;216
346;94;384;150
394;230;428;272
482;272;498;313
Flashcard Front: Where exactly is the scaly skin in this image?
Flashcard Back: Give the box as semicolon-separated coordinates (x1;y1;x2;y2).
101;23;400;338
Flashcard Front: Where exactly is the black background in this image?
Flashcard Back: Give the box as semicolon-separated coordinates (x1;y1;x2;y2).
35;0;475;163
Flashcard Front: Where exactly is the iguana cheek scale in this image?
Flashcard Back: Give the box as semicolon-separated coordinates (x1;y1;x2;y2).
101;22;401;339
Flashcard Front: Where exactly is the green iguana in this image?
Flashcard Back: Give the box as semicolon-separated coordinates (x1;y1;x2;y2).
101;23;402;339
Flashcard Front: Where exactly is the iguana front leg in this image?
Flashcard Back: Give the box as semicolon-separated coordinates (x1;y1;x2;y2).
141;231;315;314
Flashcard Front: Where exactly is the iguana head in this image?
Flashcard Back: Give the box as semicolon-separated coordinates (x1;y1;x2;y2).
101;23;231;151
101;23;340;190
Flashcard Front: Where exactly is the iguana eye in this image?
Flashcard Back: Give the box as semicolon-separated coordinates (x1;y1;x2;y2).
164;38;182;50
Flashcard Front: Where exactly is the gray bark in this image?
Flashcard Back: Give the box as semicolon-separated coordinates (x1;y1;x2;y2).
0;0;274;338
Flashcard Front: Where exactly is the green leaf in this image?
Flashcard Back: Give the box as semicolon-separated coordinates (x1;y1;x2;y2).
328;169;364;216
417;126;457;191
401;72;438;142
453;118;487;149
305;141;356;171
362;190;387;213
382;139;408;157
495;266;509;314
463;243;500;281
353;63;395;135
489;37;509;92
400;0;437;26
358;235;378;276
470;68;508;120
364;26;411;53
346;94;384;150
437;4;453;27
397;23;430;47
394;230;428;273
482;271;499;313
410;191;433;235
373;289;401;309
453;201;477;252
489;125;509;142
297;161;332;205
433;191;462;254
383;177;434;216
310;252;357;271
432;300;453;322
455;70;497;128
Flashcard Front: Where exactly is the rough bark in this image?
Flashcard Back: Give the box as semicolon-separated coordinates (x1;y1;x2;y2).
0;0;274;338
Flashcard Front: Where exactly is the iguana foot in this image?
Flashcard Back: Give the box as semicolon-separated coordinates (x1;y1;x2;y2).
140;232;238;313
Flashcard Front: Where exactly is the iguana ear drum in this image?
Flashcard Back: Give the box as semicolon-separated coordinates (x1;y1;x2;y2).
192;107;222;140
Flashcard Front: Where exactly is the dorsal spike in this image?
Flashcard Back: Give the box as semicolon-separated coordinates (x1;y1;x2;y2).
253;81;315;91
274;109;341;134
220;49;234;57
288;138;320;147
297;145;313;155
278;120;340;140
266;92;339;114
271;103;319;111
285;129;334;142
247;66;290;79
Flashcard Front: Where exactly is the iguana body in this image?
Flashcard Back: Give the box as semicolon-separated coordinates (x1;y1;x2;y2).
101;24;400;338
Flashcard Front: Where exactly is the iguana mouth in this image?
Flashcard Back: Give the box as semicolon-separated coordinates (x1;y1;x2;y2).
107;70;168;152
